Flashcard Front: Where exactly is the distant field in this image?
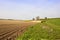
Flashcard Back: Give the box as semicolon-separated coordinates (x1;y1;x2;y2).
17;18;60;40
47;18;60;26
0;20;25;24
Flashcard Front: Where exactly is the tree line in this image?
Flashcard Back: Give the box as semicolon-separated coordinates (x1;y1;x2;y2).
32;16;47;20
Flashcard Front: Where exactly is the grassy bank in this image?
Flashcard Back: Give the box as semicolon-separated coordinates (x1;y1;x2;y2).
17;18;60;40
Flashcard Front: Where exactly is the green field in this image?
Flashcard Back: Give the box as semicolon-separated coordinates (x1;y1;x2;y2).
17;18;60;40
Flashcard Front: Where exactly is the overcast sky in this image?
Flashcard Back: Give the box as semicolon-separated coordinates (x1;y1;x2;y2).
0;0;60;20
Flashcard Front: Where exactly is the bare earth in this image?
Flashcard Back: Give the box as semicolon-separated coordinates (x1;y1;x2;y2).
0;20;37;40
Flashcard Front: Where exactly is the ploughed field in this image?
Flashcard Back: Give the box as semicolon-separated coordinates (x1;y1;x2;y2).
17;18;60;40
0;20;37;40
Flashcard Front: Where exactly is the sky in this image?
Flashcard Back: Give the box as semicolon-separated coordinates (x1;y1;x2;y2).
0;0;60;20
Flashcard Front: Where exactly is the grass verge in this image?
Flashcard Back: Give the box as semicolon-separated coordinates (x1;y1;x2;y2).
17;18;60;40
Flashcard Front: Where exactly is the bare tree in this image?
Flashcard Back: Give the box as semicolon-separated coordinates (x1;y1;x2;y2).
36;16;40;20
32;18;35;20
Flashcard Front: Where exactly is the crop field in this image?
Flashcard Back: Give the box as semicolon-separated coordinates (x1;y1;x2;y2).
17;18;60;40
0;20;37;40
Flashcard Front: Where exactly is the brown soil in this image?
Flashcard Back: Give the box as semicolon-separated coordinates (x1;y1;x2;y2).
0;20;37;40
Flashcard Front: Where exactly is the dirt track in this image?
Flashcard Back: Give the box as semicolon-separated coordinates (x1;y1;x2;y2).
0;20;37;40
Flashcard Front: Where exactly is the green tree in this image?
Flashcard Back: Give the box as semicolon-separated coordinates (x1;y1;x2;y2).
45;17;47;20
